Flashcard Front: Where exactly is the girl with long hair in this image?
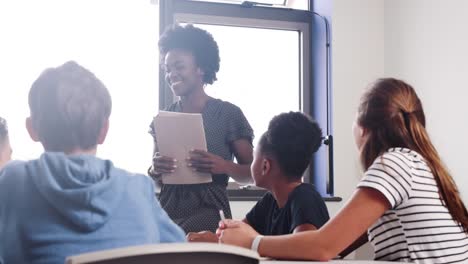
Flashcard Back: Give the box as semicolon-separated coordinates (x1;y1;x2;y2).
218;78;468;263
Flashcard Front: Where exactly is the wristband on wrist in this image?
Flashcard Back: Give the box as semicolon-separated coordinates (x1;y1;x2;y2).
251;235;263;252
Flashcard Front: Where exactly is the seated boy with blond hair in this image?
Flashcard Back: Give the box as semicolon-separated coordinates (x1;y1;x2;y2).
0;61;185;264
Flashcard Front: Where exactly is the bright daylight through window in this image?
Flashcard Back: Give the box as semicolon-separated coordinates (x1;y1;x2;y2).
197;24;301;151
0;0;158;175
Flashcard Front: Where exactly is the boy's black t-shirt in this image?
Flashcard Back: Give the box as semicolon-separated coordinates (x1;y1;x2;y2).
245;183;329;235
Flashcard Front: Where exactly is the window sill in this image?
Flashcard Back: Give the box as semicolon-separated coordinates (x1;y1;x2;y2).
227;188;342;202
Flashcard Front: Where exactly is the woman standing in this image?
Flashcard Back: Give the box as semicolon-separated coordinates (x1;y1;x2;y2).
148;24;254;233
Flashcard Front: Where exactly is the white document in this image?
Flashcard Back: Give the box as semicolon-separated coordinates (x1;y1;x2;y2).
153;111;212;184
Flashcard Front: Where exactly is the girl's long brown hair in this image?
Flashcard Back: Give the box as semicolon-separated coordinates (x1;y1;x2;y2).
357;78;468;232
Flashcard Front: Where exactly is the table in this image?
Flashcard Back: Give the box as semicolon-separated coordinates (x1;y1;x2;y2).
261;260;397;263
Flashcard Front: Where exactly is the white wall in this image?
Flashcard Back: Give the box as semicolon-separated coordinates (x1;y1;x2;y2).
326;0;385;214
384;0;468;204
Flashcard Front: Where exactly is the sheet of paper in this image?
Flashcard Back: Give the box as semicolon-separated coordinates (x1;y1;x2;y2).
153;111;212;184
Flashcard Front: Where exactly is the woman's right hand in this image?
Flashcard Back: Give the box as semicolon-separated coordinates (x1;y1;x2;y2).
152;152;177;175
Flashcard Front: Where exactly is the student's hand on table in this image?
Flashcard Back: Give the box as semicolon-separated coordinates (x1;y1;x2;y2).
217;219;258;249
152;152;177;175
187;149;227;174
187;231;219;243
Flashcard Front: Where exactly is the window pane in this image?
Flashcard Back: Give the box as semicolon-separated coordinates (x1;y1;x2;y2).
0;0;158;174
192;24;300;170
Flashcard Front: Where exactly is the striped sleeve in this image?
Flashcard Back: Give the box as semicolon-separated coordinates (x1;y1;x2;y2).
358;152;413;208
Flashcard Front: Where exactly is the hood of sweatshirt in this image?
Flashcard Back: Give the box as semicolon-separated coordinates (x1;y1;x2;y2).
26;152;129;232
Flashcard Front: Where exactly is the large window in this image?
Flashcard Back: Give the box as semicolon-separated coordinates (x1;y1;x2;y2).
0;0;158;175
159;0;335;199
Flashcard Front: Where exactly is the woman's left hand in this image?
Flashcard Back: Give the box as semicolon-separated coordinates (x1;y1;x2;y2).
217;219;258;249
187;149;228;175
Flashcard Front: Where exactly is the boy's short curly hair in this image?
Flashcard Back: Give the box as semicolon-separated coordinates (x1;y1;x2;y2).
158;24;220;85
28;61;112;152
259;112;323;180
0;117;8;145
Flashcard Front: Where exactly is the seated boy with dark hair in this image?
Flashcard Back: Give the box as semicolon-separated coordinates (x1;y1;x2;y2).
0;117;12;170
188;112;329;241
0;61;185;264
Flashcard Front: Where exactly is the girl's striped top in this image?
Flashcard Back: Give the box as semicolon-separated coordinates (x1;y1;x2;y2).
357;147;468;263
